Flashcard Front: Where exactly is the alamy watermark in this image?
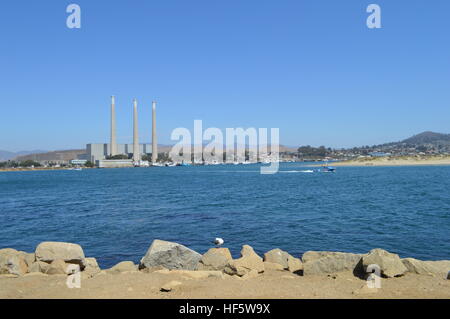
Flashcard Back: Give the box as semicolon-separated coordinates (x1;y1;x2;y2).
366;264;382;289
66;264;81;288
66;4;81;29
66;4;381;30
169;120;280;174
367;4;382;29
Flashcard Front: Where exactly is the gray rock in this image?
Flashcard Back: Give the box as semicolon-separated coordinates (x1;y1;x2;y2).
264;261;285;271
6;256;28;276
241;245;255;257
302;251;364;275
160;280;182;292
139;240;202;270
198;248;232;271
402;258;450;278
224;245;264;277
209;247;232;260
35;242;85;268
84;257;100;270
83;257;101;277
287;255;303;273
18;252;35;267
362;249;407;278
263;249;290;269
46;259;68;275
29;261;50;273
0;248;28;275
264;249;303;273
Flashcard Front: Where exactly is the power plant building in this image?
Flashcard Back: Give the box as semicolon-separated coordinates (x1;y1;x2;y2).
84;96;158;166
86;143;156;163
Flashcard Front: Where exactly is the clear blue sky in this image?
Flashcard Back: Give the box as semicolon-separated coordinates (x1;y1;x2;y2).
0;0;449;152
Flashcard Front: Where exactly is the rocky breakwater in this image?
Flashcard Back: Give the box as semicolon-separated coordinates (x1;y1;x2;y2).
0;242;100;278
1;240;449;293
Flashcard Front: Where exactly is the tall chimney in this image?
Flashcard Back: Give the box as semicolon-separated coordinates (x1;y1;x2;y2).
133;98;140;162
110;95;117;156
152;100;158;163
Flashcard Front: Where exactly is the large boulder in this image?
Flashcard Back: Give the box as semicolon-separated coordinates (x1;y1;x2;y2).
287;255;303;273
402;258;450;278
18;252;35;267
0;248;29;276
29;261;49;273
83;257;101;277
362;249;407;278
302;251;364;275
84;257;100;270
263;248;303;273
35;242;85;268
264;262;285;271
139;240;202;271
264;249;289;268
224;245;264;277
46;259;68;275
198;248;232;271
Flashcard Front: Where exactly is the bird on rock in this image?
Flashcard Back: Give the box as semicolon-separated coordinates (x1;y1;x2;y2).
214;238;224;247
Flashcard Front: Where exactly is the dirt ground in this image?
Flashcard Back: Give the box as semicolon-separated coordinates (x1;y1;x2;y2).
0;270;449;299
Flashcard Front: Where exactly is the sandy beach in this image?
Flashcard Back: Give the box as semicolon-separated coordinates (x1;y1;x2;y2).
328;155;450;167
1;270;449;299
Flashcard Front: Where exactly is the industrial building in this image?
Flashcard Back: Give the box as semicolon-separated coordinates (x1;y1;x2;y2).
86;143;155;163
84;96;158;167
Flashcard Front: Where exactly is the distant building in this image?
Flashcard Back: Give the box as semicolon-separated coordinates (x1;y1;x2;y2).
96;159;133;168
369;152;391;157
86;143;155;163
70;159;87;165
86;96;158;167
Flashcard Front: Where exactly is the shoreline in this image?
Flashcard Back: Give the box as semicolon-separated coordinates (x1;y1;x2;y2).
1;240;449;299
0;167;94;173
319;156;450;167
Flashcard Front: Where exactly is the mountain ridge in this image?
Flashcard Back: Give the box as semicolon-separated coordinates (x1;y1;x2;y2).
1;131;448;161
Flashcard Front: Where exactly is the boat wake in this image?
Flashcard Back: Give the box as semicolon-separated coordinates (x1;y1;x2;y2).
280;170;315;173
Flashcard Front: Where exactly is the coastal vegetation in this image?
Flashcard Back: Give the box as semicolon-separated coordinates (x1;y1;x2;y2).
291;131;450;162
0;160;41;168
84;161;94;168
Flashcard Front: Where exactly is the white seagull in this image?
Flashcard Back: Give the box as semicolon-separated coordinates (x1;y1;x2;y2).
214;238;224;246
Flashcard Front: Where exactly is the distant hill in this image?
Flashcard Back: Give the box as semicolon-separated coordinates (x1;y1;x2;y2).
346;131;450;155
0;150;47;161
401;131;450;145
14;149;85;162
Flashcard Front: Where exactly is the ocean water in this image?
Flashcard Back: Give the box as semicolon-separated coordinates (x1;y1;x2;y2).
0;163;449;268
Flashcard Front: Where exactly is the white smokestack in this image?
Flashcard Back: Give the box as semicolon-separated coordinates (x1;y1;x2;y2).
133;98;140;162
152;100;158;164
110;95;117;156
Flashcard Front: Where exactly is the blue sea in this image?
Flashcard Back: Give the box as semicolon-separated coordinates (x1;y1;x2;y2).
1;163;449;268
